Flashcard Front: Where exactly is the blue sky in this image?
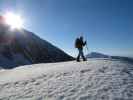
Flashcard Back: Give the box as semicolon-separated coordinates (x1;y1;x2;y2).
0;0;133;57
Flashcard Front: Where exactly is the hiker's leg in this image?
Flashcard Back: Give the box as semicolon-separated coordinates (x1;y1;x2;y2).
76;49;80;61
80;49;86;61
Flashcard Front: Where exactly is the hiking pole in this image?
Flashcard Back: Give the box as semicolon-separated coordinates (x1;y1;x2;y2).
85;42;90;54
86;44;89;52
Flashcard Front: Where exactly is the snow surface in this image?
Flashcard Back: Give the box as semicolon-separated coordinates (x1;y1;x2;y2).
0;59;133;100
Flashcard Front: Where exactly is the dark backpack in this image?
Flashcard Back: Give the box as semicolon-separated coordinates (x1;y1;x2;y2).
75;38;81;48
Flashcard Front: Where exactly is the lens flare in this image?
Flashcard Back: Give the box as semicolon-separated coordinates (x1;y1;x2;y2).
4;12;24;29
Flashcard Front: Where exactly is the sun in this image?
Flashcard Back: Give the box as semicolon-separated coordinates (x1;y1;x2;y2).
4;12;24;29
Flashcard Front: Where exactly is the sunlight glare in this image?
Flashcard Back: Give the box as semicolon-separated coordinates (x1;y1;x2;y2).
4;12;24;29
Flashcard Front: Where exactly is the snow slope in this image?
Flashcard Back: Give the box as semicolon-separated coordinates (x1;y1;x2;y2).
0;59;133;100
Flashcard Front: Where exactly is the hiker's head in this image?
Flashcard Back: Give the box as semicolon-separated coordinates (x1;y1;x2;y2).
80;36;83;40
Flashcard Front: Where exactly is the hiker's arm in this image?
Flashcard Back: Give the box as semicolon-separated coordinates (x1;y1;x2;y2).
83;41;86;46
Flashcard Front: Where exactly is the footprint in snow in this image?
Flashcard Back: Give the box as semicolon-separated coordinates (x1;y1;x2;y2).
99;66;108;73
80;69;91;74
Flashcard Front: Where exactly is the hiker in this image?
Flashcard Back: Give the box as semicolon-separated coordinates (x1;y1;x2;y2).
75;36;87;62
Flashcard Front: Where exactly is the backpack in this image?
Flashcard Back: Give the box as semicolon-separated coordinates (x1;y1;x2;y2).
75;38;81;48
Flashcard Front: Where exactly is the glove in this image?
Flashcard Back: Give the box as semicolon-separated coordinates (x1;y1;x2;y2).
83;41;86;46
84;41;87;45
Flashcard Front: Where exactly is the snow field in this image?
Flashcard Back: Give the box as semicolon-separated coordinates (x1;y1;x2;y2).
0;59;133;100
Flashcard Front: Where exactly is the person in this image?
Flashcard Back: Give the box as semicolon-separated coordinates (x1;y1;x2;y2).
75;36;87;62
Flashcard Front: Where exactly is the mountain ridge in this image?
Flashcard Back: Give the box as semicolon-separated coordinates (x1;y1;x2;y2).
0;24;74;69
86;52;133;63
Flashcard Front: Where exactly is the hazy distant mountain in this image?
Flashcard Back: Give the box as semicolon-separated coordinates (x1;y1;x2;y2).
0;21;74;69
86;52;133;63
110;56;133;63
86;52;110;58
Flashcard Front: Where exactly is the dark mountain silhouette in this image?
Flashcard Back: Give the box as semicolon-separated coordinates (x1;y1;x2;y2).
0;17;74;69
